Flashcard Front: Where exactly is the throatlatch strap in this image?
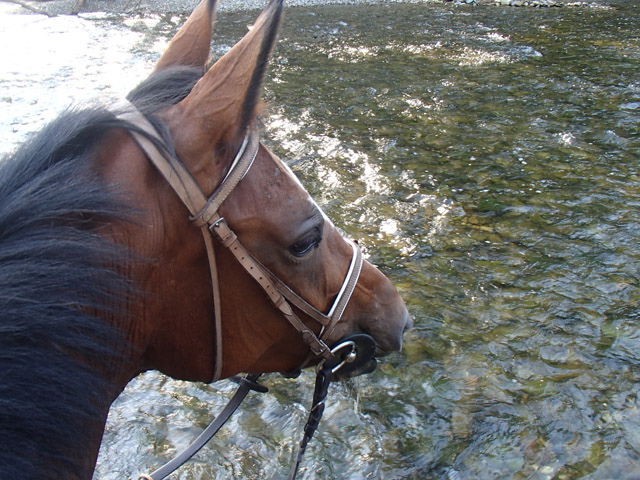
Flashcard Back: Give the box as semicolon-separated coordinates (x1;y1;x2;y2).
118;106;257;381
117;110;207;216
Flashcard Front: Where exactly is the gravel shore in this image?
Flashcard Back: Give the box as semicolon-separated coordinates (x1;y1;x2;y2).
10;0;439;16
5;0;610;17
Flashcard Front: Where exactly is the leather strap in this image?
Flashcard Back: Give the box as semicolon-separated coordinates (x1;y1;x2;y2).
140;374;266;480
191;133;258;227
271;239;363;341
118;111;208;216
118;109;231;381
209;218;331;357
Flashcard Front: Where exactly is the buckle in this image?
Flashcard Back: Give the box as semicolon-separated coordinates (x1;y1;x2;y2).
209;217;237;247
301;331;330;357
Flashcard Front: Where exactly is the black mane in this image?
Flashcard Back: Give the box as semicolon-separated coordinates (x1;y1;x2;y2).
0;66;202;479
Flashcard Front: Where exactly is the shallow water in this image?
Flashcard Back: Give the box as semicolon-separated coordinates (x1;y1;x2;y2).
1;1;639;478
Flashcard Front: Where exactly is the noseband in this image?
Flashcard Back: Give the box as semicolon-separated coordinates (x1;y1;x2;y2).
119;106;363;381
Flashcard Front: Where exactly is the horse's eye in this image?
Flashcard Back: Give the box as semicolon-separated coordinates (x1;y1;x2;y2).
289;234;321;257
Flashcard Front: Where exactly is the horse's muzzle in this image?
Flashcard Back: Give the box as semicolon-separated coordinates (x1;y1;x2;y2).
378;306;413;354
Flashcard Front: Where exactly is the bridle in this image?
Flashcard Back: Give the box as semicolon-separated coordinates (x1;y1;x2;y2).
119;107;363;381
118;105;374;479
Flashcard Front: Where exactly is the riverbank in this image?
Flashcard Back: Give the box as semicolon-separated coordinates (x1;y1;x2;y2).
1;0;619;17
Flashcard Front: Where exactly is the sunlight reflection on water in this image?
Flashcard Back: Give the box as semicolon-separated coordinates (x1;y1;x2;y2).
0;6;160;154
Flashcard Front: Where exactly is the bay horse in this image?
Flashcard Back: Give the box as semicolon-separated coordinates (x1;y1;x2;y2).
0;0;411;478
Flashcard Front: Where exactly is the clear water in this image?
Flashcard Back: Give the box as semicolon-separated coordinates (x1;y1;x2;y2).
1;1;639;478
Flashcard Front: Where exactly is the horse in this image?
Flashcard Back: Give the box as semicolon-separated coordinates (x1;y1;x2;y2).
0;0;411;478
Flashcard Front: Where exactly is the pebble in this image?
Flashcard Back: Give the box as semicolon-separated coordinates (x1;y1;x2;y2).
495;0;563;6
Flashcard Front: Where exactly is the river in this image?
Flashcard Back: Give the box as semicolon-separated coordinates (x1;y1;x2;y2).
1;0;639;478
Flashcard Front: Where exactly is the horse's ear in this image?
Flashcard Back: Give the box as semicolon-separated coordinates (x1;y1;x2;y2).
154;0;219;72
173;0;283;148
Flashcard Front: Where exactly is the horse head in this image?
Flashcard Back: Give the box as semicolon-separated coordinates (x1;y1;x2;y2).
104;0;412;383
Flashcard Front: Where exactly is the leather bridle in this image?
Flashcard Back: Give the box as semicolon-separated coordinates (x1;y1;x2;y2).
118;105;363;381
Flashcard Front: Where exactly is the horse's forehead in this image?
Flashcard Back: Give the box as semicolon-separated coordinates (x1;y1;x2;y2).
268;152;333;226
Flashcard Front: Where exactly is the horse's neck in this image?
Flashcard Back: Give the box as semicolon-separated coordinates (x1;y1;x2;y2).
71;410;114;480
39;375;125;480
65;310;146;478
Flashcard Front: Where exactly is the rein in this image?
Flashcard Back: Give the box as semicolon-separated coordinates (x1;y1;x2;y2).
118;106;375;479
